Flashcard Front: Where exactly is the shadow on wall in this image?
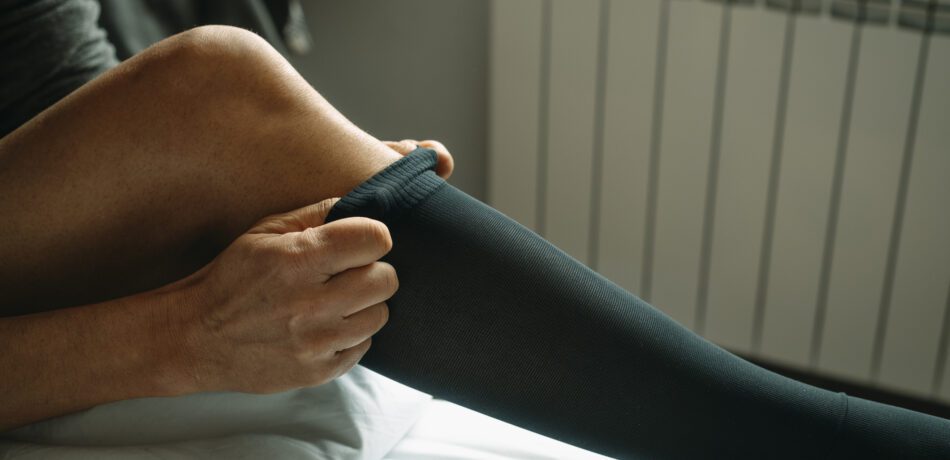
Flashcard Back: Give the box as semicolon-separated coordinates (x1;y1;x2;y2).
287;0;489;200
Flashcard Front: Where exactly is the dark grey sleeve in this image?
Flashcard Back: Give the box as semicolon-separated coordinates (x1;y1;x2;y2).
0;0;118;138
327;148;950;459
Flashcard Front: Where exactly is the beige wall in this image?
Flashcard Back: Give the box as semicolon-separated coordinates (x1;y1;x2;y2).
289;0;489;200
489;0;950;402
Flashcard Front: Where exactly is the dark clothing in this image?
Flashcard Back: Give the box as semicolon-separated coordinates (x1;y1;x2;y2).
328;148;950;459
0;0;116;137
0;0;300;138
95;0;299;61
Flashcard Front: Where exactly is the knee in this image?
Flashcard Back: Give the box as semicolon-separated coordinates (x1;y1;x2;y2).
127;25;311;119
163;25;293;82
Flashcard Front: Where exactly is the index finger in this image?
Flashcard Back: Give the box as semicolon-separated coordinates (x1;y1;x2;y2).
305;216;393;275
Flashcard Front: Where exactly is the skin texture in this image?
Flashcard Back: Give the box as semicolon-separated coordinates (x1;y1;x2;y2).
0;25;453;430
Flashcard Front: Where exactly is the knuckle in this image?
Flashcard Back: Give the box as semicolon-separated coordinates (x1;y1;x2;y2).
399;140;417;152
288;319;321;357
245;241;295;280
295;228;323;259
291;344;313;364
377;263;399;296
248;238;285;262
423;139;447;151
304;228;339;274
313;329;341;353
270;254;304;288
277;236;321;280
312;221;342;247
357;338;373;356
336;342;370;377
359;219;392;253
376;303;390;329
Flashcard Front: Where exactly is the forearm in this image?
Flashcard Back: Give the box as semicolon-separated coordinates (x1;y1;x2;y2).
0;287;194;431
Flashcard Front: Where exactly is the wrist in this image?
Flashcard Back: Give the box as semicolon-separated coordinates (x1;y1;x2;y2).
135;280;213;397
0;281;215;429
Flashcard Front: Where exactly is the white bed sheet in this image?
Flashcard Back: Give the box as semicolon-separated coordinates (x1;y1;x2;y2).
384;400;614;460
0;366;430;460
1;368;613;460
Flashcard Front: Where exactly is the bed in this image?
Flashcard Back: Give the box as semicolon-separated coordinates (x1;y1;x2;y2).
0;367;610;460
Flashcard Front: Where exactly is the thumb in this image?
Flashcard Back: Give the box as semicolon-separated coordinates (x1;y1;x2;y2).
248;197;341;235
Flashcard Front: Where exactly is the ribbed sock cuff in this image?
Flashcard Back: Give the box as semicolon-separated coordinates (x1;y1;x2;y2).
327;147;445;222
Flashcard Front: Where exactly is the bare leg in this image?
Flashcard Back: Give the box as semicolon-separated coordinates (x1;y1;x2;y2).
0;26;401;314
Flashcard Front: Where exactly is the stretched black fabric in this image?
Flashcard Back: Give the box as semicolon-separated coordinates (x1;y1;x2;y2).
327;148;950;459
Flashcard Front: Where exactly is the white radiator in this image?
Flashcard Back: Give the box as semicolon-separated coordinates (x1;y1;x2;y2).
488;0;950;402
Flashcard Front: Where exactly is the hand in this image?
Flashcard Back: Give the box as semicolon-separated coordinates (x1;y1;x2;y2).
173;198;396;394
384;139;454;179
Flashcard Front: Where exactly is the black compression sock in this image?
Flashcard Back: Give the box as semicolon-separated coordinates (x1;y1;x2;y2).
327;148;950;459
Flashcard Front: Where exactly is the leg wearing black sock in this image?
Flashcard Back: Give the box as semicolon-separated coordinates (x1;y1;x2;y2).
328;149;950;459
